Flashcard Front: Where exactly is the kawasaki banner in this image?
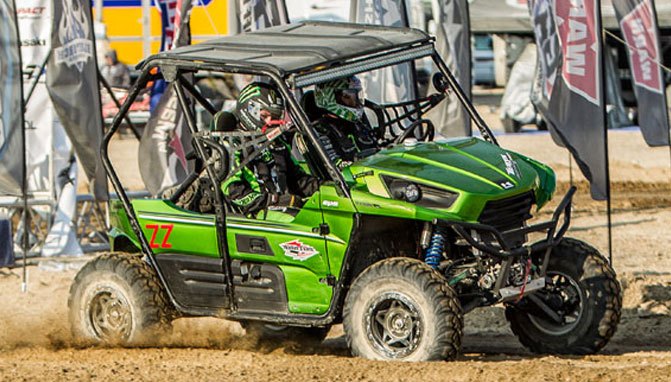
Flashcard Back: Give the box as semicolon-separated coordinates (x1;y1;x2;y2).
0;0;25;196
351;0;417;104
613;0;669;147
237;0;288;32
530;0;607;200
46;0;107;200
16;0;50;69
140;0;195;196
428;0;471;137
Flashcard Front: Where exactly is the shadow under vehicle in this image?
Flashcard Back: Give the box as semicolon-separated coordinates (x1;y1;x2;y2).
69;22;622;362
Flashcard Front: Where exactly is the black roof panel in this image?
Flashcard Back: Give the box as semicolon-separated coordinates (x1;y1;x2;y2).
143;21;431;75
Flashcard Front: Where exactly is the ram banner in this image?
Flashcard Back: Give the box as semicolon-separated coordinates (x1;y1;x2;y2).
530;0;607;200
613;0;669;147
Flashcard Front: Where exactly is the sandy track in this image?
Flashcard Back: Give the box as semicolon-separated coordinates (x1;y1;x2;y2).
7;110;670;380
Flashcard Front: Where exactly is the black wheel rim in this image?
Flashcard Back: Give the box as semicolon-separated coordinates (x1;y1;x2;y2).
365;292;422;359
527;271;584;336
87;287;132;342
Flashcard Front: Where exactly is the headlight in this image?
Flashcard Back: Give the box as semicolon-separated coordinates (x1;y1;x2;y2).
382;176;458;209
402;183;421;202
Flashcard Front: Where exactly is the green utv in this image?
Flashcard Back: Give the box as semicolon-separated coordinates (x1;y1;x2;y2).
70;22;621;361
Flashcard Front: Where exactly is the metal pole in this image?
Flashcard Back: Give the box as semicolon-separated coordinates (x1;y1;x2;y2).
648;0;671;193
142;0;151;57
95;0;103;22
228;0;239;35
11;0;30;292
24;52;50;108
568;151;573;186
598;2;613;265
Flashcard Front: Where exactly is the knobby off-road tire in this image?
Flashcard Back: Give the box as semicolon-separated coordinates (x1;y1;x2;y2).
505;238;622;355
343;258;463;361
69;253;173;345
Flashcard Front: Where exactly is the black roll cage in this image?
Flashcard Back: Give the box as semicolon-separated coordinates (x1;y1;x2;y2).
101;41;501;323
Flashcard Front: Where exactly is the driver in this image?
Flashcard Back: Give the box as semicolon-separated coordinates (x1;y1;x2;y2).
222;82;320;216
313;76;380;167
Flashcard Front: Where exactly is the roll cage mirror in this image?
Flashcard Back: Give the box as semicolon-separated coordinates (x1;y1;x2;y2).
432;72;449;94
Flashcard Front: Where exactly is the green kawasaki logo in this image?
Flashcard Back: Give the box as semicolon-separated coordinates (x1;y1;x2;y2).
280;240;319;261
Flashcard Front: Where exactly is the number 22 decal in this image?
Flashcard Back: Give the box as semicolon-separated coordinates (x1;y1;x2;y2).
146;224;174;249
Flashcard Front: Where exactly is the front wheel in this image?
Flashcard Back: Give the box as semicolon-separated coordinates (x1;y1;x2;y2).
505;238;622;354
343;258;463;361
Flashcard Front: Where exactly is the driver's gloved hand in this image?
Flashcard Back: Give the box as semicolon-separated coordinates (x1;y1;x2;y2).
335;159;352;170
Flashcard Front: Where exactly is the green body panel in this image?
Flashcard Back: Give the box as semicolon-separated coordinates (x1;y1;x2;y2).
133;199;219;257
317;185;356;279
108;137;556;316
347;138;555;223
279;265;331;314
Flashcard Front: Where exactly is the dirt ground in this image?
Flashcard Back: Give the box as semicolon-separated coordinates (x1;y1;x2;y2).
2;90;671;380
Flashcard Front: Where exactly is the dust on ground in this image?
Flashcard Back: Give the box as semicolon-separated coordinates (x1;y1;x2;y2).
4;90;671;381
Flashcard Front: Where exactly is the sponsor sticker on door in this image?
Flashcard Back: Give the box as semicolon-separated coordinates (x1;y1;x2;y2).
280;240;319;261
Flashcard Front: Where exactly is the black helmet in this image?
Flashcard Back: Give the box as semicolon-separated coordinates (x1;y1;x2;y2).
235;82;285;131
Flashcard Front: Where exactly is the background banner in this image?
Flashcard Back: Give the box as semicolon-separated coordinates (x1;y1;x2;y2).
613;0;670;147
140;0;195;196
428;0;471;137
46;0;107;200
530;0;608;200
351;0;418;105
237;0;289;33
0;0;26;197
16;0;51;69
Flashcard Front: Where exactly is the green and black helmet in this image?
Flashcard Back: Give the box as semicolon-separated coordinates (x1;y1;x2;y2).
315;76;364;122
236;82;285;131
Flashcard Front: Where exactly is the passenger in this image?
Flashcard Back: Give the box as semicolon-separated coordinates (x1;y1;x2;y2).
313;76;380;167
222;82;320;216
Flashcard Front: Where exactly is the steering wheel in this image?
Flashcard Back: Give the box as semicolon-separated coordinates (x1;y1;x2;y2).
393;119;436;144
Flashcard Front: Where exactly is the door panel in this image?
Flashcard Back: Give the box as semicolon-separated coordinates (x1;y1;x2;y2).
225;192;335;314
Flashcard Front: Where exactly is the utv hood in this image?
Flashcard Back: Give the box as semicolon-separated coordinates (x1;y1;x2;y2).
347;137;555;213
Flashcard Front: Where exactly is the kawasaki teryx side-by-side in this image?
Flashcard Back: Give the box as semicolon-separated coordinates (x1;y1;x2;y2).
69;22;621;361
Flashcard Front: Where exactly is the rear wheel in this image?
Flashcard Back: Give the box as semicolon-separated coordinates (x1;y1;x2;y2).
343;258;463;361
505;238;622;354
69;253;173;345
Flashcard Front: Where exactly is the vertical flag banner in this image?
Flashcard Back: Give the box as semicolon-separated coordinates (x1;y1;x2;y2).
351;0;417;104
0;0;25;196
429;0;471;137
237;0;289;33
613;0;669;147
158;0;179;52
530;0;607;200
140;0;195;196
16;0;51;69
47;0;107;200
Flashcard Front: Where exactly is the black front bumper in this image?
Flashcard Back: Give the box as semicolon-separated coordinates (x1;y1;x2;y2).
435;187;575;259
